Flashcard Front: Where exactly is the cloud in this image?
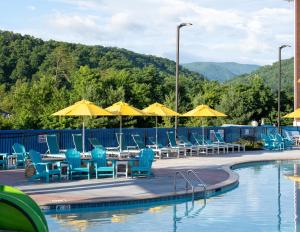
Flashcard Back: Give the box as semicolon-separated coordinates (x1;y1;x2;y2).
27;5;36;11
6;0;294;65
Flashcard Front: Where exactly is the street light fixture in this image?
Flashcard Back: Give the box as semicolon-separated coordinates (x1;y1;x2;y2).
175;22;192;137
278;44;291;130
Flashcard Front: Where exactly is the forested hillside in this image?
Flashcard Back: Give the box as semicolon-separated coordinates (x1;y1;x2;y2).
183;62;260;82
0;30;294;129
228;58;294;93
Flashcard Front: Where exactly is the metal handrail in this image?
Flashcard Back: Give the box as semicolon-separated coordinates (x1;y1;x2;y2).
187;169;207;201
174;171;195;200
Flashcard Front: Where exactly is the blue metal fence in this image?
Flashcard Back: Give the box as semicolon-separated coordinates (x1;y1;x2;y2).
0;126;297;154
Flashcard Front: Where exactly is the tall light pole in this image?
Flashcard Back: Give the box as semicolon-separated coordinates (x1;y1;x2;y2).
278;45;291;130
175;22;192;137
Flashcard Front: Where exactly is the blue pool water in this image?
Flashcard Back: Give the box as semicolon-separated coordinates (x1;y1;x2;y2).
46;161;300;231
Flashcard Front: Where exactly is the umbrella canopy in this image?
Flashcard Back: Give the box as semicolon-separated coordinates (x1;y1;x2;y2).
106;101;146;151
105;101;145;116
142;102;180;146
142;102;180;117
283;108;300;118
182;104;227;117
52;99;113;116
52;99;114;154
182;104;226;144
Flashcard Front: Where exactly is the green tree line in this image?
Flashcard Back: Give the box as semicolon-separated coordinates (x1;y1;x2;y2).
0;30;294;129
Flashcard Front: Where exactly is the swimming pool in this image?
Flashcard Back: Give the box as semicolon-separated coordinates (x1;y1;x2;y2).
46;161;300;231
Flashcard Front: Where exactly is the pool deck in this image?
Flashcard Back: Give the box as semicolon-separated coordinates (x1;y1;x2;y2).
1;149;300;207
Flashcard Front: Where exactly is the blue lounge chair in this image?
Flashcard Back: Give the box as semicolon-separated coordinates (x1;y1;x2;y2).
46;134;65;157
146;136;170;159
89;138;104;149
283;131;296;149
131;134;146;149
115;133;137;151
72;134;83;153
28;150;61;182
166;131;188;157
213;132;245;152
177;135;199;156
12;143;28;167
65;149;90;180
131;148;155;177
192;133;218;154
91;147;114;179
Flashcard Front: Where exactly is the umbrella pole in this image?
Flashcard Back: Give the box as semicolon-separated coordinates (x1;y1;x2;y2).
82;117;85;154
119;116;122;152
156;116;158;148
202;117;204;145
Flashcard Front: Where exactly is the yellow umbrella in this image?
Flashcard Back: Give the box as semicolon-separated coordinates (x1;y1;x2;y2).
52;99;114;153
182;104;227;117
285;174;300;182
142;102;180;145
283;108;300;118
182;104;227;144
105;101;146;151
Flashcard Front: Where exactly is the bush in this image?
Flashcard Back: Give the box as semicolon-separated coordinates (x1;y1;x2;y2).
237;135;263;150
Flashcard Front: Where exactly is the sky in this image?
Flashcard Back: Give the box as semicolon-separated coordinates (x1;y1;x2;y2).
0;0;295;65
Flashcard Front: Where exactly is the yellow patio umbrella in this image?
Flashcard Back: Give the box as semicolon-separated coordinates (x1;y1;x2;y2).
142;102;180;146
182;104;227;144
105;101;146;151
52;99;114;153
283;108;300;118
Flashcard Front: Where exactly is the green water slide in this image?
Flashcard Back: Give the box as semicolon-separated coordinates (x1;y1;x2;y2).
0;185;48;232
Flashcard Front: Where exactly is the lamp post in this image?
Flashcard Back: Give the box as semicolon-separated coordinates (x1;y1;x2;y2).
278;45;291;130
175;22;192;137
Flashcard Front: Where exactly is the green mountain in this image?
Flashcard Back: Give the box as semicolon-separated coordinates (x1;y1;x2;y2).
228;58;294;93
0;30;202;86
182;62;260;82
0;30;206;129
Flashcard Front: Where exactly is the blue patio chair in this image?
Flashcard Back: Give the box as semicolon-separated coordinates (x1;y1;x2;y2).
148;137;164;149
12;143;28;167
28;149;61;183
143;136;170;159
46;134;65;156
91;147;114;179
177;135;199;156
131;148;155;177
115;133;137;151
274;133;285;150
89;138;104;149
192;133;218;154
131;134;146;149
72;134;83;153
65;149;90;180
166;131;189;157
283;131;295;149
261;134;277;150
214;132;245;152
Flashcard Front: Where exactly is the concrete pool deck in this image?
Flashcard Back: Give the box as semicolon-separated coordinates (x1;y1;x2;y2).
1;149;300;207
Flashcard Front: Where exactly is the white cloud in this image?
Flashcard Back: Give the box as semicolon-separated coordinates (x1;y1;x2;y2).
6;0;294;65
27;5;36;11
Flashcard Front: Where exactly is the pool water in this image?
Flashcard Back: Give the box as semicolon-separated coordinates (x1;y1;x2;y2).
46;161;300;232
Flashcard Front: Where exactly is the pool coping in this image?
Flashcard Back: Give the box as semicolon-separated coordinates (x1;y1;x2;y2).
40;154;300;213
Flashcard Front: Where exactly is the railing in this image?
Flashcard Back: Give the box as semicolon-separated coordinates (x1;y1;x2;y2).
174;170;207;202
187;169;207;202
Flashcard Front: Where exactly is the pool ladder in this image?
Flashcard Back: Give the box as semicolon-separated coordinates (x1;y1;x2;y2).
174;169;207;202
